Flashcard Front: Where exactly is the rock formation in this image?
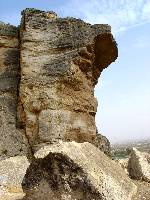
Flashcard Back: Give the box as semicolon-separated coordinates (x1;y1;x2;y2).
0;8;118;158
0;23;28;159
19;9;117;153
4;8;150;200
127;147;150;182
22;142;137;200
94;131;111;156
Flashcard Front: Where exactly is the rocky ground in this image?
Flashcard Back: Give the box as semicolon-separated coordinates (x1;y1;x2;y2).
133;181;150;200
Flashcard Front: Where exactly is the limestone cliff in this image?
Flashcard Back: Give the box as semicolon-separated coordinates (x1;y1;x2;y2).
18;9;117;153
0;9;118;159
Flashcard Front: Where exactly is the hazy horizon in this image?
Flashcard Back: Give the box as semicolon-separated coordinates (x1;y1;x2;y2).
1;0;150;144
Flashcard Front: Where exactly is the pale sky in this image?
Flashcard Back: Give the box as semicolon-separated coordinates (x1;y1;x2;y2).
1;0;150;143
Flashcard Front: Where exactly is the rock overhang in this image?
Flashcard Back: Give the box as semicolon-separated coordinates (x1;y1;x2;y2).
0;8;118;158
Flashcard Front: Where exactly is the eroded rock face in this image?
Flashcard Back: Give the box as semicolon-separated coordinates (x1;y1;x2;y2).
0;23;28;159
0;9;117;158
94;132;111;156
127;147;150;182
18;8;118;152
22;142;137;200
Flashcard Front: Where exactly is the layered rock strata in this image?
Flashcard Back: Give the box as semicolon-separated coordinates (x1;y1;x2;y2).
0;23;28;159
0;9;117;158
18;9;117;152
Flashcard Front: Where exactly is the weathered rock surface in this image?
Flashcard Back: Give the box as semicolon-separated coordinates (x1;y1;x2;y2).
18;8;118;152
132;181;150;200
94;132;111;156
1;8;142;200
0;9;118;158
116;158;129;174
22;142;137;200
128;147;150;182
0;156;29;200
0;23;28;159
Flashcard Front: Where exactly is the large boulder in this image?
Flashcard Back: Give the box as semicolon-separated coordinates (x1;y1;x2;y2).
22;142;137;200
127;147;150;182
0;156;30;200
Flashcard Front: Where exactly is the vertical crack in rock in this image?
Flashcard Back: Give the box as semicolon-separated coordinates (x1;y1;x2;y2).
17;25;36;160
18;8;118;153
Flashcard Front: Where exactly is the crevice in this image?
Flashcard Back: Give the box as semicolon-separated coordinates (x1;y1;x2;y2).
16;27;35;162
0;45;18;49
